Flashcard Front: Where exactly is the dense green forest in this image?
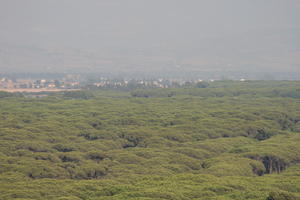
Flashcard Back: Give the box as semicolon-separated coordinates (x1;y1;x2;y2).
0;81;300;200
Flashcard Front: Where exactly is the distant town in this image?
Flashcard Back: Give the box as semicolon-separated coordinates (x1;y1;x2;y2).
0;73;249;92
0;74;81;90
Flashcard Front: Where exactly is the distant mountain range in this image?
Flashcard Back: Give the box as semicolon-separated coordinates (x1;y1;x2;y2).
0;28;299;80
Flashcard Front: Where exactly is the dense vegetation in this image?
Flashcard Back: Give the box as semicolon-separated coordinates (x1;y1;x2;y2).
0;81;300;200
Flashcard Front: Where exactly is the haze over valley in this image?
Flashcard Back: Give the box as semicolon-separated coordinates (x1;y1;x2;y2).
0;0;299;79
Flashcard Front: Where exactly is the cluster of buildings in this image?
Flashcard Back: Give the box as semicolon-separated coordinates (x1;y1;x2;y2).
90;78;212;89
1;73;248;91
0;77;80;90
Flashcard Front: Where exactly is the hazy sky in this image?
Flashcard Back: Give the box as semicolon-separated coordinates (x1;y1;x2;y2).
0;0;300;75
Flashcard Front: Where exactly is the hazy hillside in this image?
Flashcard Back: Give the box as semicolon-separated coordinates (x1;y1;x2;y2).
1;0;299;78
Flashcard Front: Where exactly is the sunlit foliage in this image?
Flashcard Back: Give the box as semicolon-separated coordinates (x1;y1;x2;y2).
0;81;300;199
